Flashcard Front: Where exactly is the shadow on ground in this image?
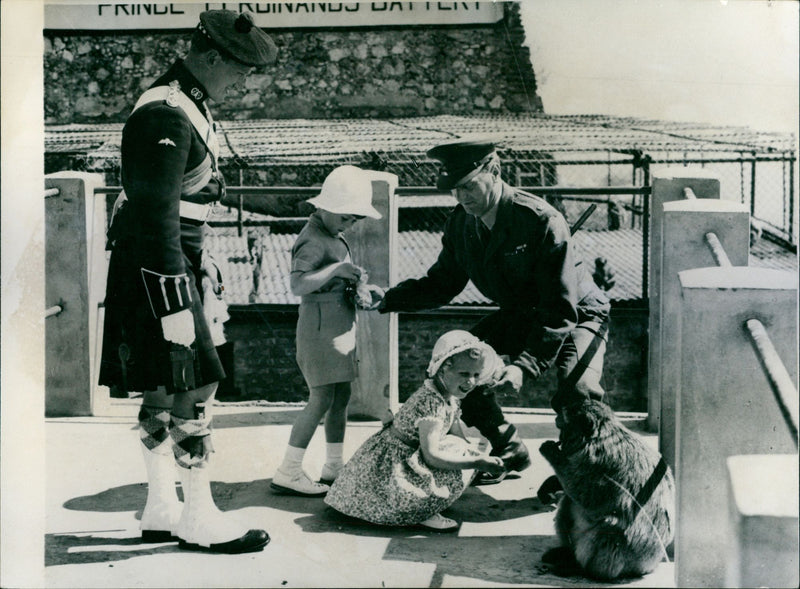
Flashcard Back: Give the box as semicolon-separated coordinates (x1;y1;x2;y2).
45;533;185;567
63;479;552;525
382;534;643;588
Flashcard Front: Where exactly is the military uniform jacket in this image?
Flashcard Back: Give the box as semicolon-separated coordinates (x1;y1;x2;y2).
381;181;609;378
99;60;226;393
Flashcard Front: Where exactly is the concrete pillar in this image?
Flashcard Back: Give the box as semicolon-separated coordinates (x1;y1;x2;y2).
659;200;749;471
725;454;799;589
647;169;721;431
675;266;798;588
45;172;107;417
348;173;399;420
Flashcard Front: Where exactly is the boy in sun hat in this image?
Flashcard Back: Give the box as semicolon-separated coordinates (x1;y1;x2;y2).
271;165;386;497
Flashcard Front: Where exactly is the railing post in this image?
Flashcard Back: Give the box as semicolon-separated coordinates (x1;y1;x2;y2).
45;172;107;417
348;172;399;420
647;168;721;431
674;266;798;588
658;199;749;471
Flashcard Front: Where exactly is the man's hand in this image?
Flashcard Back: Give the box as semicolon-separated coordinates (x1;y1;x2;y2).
161;308;196;348
363;284;385;310
201;253;223;296
490;364;525;395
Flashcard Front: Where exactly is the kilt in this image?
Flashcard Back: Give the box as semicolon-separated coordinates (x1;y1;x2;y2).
98;222;225;394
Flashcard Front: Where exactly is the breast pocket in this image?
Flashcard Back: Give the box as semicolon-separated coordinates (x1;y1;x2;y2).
501;247;536;286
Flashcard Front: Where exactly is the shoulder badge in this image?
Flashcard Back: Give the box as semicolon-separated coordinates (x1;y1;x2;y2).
166;80;181;108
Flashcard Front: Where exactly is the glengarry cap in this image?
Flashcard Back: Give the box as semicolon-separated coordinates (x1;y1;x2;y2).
198;10;277;67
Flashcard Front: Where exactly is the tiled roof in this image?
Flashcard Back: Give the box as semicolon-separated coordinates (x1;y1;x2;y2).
209;221;796;307
45;114;795;169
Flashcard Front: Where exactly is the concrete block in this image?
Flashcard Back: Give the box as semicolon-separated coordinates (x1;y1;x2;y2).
647;169;720;430
659;199;750;471
349;173;399;419
675;266;798;588
726;454;799;589
45;172;106;417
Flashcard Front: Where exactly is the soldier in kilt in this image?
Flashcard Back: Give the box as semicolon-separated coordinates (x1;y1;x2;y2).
99;10;276;554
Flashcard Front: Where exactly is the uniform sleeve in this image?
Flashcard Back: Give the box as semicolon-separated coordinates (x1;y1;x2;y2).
380;214;470;313
513;216;579;378
122;104;194;318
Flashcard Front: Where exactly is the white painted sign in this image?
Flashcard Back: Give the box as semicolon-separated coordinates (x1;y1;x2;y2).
45;2;505;30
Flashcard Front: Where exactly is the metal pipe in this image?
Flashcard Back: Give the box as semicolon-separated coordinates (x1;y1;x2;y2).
744;319;799;445
570;204;597;235
45;305;63;318
750;153;757;218
704;232;732;267
790;156;796;247
238;194;244;238
683;187;697;200
94;185;652;197
641;157;651;303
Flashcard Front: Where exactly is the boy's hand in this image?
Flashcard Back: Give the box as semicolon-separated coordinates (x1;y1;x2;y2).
335;262;363;281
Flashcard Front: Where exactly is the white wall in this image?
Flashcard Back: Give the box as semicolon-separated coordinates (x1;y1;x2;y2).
521;0;799;136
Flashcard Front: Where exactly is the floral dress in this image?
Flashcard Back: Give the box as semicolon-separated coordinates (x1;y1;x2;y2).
325;379;478;525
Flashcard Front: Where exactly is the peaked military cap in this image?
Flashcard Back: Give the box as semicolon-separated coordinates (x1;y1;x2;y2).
197;10;277;67
427;140;496;191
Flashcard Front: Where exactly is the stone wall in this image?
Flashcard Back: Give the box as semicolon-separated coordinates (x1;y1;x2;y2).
43;3;541;124
222;306;648;412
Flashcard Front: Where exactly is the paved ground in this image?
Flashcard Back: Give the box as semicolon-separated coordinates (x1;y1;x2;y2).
44;402;674;588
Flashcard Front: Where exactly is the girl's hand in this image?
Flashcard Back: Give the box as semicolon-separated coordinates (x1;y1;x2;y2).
335;262;363;282
476;455;505;475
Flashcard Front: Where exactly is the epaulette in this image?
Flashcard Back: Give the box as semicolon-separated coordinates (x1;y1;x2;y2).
512;190;550;215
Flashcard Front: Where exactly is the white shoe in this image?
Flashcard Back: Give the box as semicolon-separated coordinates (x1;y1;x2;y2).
271;469;329;497
176;465;269;553
417;513;459;532
319;463;342;486
140;443;182;542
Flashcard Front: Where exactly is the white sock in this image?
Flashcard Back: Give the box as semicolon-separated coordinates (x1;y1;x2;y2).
280;445;306;475
325;442;344;469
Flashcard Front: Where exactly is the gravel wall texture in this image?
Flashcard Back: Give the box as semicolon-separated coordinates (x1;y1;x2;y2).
44;3;541;124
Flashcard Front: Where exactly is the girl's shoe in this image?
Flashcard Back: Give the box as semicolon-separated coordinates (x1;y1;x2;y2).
318;463;342;486
271;470;329;497
416;513;459;532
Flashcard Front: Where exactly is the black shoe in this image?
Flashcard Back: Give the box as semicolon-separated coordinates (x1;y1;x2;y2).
471;470;508;486
178;529;270;554
141;529;177;543
493;426;532;473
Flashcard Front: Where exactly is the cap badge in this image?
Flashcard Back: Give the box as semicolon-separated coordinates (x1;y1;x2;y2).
190;87;204;101
166;80;181;107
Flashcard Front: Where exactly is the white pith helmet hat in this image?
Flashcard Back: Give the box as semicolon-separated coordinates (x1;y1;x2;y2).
306;165;382;219
427;330;495;379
